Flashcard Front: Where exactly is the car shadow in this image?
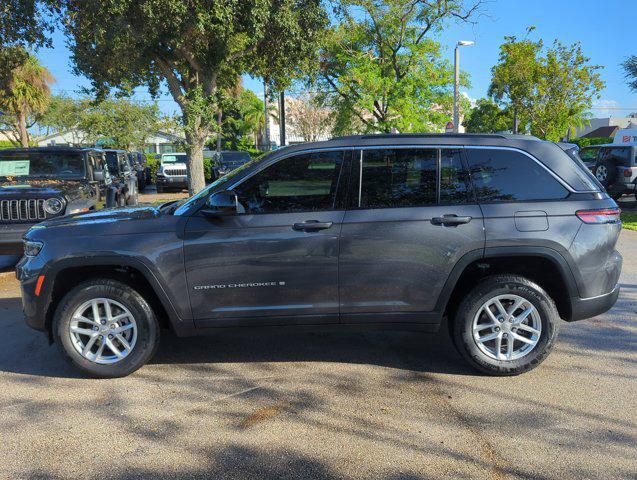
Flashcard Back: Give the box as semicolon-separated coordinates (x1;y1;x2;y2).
0;293;477;378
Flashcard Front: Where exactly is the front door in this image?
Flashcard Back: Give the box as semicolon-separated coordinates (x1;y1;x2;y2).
184;149;348;327
339;147;485;323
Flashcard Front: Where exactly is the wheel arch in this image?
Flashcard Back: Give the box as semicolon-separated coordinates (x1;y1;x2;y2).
437;247;578;325
42;255;190;342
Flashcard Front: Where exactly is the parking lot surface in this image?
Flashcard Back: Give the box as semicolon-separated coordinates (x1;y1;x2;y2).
0;232;635;479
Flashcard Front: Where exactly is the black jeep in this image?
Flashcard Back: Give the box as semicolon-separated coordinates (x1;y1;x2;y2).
0;147;113;271
103;149;139;206
127;151;151;192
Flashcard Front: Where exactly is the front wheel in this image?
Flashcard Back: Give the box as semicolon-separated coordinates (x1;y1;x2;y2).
452;275;559;376
53;279;160;378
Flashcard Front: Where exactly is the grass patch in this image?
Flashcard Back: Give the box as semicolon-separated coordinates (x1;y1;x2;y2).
621;211;637;231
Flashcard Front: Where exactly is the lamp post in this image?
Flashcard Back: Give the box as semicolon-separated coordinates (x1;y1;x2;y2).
453;40;474;133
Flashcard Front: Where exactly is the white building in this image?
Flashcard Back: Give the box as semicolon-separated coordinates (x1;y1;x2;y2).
35;129;185;153
574;116;637;138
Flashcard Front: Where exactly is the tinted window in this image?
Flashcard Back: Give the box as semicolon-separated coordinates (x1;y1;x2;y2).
0;151;86;179
600;147;631;167
440;149;471;204
359;149;437;208
235;150;343;214
466;149;568;202
579;147;599;162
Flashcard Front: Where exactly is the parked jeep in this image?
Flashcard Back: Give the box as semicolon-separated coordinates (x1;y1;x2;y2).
17;134;621;378
156;152;188;193
0;147;112;271
103;149;139;206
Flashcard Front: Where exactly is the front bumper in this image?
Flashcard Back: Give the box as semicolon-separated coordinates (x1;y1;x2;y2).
0;222;35;271
16;255;49;332
157;176;188;188
568;284;620;321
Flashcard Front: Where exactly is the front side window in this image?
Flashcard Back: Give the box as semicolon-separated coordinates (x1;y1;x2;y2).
234;150;344;214
579;147;599;162
466;148;569;202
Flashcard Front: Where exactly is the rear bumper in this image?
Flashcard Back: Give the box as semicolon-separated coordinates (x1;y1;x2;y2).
568;284;620;321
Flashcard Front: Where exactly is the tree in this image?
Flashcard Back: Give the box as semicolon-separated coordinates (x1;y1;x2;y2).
0;0;59;48
79;98;166;150
62;0;327;194
622;55;637;92
0;48;54;146
463;98;512;133
488;30;542;133
314;0;480;135
37;94;88;142
489;31;604;141
286;94;332;142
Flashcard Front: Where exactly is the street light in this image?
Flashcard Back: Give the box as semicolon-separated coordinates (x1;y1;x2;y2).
453;40;474;133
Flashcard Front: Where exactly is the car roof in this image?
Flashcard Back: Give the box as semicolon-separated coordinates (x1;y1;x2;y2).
0;146;100;154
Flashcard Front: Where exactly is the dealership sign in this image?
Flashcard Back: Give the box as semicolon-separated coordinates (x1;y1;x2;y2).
614;127;637;145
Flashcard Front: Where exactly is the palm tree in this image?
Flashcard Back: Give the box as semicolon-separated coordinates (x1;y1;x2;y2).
240;93;277;149
0;52;54;147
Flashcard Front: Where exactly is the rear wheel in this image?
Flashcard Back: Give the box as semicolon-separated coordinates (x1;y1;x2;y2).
452;275;559;376
53;279;160;378
595;159;616;187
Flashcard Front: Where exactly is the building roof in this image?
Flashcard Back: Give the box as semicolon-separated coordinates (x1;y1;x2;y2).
581;126;619;138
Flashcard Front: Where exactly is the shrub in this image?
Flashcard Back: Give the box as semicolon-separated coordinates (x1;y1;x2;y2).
570;137;613;148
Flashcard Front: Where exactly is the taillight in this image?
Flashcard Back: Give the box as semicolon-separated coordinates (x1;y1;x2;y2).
624;169;632;177
576;208;621;224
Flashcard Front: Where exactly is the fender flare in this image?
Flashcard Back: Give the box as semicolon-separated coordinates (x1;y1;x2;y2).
434;246;579;314
43;254;192;333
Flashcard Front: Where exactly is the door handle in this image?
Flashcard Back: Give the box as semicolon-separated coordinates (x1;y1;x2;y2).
293;220;334;231
431;215;472;226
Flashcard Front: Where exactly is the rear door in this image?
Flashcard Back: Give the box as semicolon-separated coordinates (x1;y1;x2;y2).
338;146;485;324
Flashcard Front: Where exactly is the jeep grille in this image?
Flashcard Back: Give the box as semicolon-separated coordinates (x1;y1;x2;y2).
164;168;186;176
0;199;46;222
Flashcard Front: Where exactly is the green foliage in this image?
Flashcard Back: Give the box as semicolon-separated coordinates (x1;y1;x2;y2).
0;48;54;146
63;0;328;193
315;0;478;134
38;94;86;135
622;55;637;92
0;0;59;48
463;99;513;133
489;30;604;141
569;137;613;148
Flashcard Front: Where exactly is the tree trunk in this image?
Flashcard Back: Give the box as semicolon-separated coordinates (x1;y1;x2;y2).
216;109;222;153
17;111;29;147
185;130;207;195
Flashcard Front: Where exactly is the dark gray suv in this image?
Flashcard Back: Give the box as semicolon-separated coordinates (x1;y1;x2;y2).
16;134;622;378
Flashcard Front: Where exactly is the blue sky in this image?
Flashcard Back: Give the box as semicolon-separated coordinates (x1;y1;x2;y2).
37;0;636;118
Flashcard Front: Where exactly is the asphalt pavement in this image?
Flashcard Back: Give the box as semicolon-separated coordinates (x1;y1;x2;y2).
0;232;635;479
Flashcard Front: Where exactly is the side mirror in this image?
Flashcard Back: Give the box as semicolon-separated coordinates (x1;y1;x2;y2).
93;170;104;181
201;190;239;217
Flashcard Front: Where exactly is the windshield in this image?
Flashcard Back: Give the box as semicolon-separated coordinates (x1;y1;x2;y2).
172;153;268;215
0;151;86;179
162;154;187;164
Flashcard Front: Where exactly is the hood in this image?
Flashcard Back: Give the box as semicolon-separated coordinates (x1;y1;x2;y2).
0;179;87;199
25;205;179;241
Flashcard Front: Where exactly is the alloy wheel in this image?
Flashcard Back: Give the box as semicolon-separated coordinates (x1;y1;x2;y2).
69;298;138;364
471;294;542;361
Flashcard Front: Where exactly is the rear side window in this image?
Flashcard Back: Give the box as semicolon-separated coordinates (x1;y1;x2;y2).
579;147;599;162
600;147;631;167
466;149;568;202
359;149;437;208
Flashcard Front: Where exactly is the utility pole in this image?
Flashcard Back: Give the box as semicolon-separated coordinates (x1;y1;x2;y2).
263;80;271;151
279;91;286;147
453;40;474;133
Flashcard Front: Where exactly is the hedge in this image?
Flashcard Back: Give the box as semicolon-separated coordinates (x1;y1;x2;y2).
570;137;613;148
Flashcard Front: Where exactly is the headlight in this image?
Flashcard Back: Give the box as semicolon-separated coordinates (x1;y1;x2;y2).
43;197;64;215
24;240;44;257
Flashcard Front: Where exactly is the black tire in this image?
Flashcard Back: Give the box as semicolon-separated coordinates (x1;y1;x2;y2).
53;279;160;378
452;275;559;376
594;158;616;187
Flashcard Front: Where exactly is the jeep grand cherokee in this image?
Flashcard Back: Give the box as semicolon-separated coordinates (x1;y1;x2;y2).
16;134;621;378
